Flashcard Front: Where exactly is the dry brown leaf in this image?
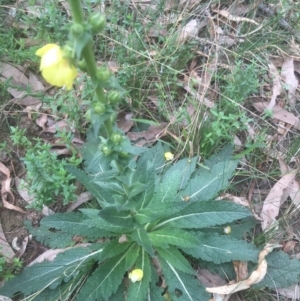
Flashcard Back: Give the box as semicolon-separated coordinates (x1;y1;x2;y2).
260;171;297;231
277;284;300;299
197;269;227;288
177;19;199;43
127;123;168;143
266;63;281;110
281;57;298;109
183;83;215;108
28;71;44;91
278;157;300;207
282;240;298;254
233;261;248;282
67;192;93;212
206;244;276;295
107;61;119;73
213;10;259;25
253;101;300;130
117;112;134;133
36;113;48;130
0;62;28;86
44;120;71;133
0;223;15;261
0;162;26;213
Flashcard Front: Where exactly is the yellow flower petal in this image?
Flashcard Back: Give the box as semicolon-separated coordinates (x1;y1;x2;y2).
35;44;58;57
164;152;174;161
36;44;77;90
128;269;143;283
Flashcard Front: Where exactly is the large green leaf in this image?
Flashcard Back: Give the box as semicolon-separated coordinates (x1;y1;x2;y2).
67;166;115;206
163;156;198;190
156;246;195;275
0;247;99;297
99;207;134;227
178;145;237;202
80;209;133;233
136;166;156;209
134;202;188;224
254;251;300;289
138;142;165;173
183;232;259;264
81;139;111;174
152;169;182;204
125;244;140;270
131;228;154;257
155;200;251;229
40;212;103;238
160;259;209;301
25;220;75;249
99;240;132;262
76;253;127;300
127;249;151;301
148;228;199;248
200;217;258;240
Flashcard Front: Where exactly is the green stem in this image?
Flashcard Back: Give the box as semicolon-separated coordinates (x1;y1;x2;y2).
68;0;113;137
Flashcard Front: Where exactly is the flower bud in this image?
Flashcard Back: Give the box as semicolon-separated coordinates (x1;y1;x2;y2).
70;23;84;37
107;90;121;104
101;145;112;156
119;151;128;158
96;67;111;82
88;13;106;33
93;103;106;114
111;133;123;144
78;59;87;71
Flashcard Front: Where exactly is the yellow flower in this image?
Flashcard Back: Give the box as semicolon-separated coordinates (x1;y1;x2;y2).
35;44;77;90
164;152;174;161
128;269;143;283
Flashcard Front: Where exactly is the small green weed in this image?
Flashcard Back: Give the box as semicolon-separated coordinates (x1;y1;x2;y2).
0;257;22;281
10;126;80;209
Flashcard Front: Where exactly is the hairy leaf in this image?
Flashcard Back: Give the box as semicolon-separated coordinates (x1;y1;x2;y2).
155;200;251;229
183;233;259;264
99;240;132;262
148;228;199;248
67;166;115;206
156;246;195;274
25;220;74;249
127;249;151;301
77;254;126;300
255;251;300;289
131;228;154;257
178;145;237;202
135;202;188;224
80;209;133;233
0;247;98;297
163;156;198;190
82;139;110;174
138;142;165;173
40;212;110;239
99;207;134;227
152;169;182;204
125;244;140;270
160;259;209;301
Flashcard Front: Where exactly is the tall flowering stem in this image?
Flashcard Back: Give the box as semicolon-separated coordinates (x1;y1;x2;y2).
68;0;113;137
